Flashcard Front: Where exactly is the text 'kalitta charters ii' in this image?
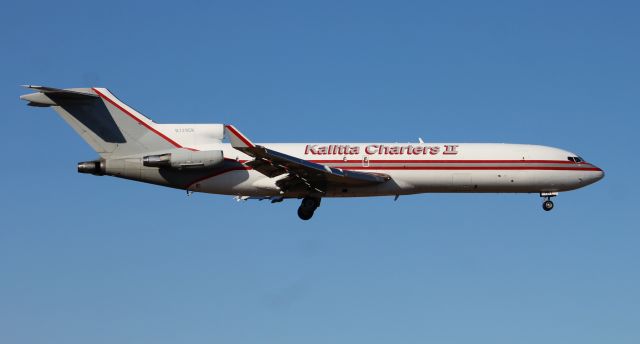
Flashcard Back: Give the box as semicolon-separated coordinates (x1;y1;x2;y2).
304;144;459;155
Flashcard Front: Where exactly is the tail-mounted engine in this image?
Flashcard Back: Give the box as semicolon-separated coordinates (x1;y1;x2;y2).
142;149;224;169
78;149;225;182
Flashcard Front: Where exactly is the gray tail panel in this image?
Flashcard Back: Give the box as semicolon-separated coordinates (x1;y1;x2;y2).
20;86;178;158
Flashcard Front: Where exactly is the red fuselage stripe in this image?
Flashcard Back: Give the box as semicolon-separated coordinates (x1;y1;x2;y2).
331;166;601;171
309;159;577;164
189;162;600;186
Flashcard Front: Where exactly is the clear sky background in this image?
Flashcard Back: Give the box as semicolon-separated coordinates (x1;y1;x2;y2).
1;1;638;343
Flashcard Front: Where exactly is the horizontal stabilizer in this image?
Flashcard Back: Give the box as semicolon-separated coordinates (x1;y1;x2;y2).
20;85;97;106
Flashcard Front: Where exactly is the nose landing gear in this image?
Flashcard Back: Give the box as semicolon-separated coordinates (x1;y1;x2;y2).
298;197;321;220
540;192;558;211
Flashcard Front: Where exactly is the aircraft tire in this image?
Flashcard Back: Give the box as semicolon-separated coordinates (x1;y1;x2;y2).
542;200;554;211
298;207;314;220
301;197;321;210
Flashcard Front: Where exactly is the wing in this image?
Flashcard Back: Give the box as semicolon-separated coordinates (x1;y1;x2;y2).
224;125;390;194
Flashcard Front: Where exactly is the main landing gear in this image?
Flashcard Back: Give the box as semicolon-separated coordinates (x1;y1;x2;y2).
540;192;557;211
298;197;321;220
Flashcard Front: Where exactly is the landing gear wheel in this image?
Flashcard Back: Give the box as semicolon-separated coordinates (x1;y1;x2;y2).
297;197;321;220
297;207;314;220
540;192;558;212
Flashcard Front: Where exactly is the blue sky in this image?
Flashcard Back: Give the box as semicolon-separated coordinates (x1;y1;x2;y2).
1;1;638;343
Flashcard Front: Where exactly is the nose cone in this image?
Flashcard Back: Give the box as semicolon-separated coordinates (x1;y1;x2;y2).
590;164;605;183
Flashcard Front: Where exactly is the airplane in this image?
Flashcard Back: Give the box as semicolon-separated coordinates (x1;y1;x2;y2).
20;85;604;220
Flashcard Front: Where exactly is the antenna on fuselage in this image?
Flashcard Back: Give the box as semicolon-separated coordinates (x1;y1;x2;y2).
418;137;424;144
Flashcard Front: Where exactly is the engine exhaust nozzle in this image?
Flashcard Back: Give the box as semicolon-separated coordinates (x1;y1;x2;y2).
77;160;104;176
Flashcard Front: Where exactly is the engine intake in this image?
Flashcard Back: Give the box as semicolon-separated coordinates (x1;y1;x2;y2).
143;149;224;169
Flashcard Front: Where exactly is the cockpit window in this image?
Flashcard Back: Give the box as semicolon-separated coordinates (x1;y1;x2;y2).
567;156;584;163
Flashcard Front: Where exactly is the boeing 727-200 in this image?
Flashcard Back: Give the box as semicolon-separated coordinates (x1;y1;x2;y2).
20;86;604;220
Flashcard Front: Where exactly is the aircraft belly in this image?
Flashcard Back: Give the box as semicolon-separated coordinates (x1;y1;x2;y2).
382;170;588;194
118;166;595;197
192;170;279;196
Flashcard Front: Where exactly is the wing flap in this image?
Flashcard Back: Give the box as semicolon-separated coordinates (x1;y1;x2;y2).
224;125;391;193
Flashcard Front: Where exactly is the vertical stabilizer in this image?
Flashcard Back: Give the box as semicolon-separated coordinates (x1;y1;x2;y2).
20;86;183;158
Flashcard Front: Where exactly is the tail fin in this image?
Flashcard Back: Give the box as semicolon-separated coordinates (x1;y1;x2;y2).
20;85;182;158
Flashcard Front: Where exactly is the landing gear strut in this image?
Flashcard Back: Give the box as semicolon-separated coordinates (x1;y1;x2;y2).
540;192;557;211
298;197;321;220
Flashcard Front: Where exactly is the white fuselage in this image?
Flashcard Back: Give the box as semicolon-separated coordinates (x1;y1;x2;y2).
185;142;604;198
21;86;605;218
